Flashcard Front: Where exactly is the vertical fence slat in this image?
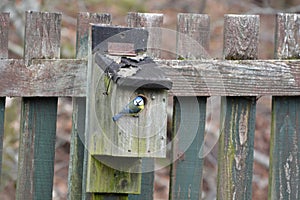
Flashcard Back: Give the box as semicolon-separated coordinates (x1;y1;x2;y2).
127;12;163;58
127;12;164;200
68;12;111;200
16;11;61;200
170;97;207;200
169;13;209;200
0;13;9;59
0;12;9;182
0;99;4;181
176;13;210;59
269;13;300;200
68;97;85;200
217;15;259;200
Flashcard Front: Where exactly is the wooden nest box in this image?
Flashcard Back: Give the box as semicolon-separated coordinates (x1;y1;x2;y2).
86;25;172;158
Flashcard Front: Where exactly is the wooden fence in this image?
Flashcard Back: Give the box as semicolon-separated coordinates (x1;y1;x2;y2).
0;11;299;200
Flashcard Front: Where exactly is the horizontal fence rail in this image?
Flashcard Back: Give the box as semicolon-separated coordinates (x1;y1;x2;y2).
0;10;299;200
0;59;300;96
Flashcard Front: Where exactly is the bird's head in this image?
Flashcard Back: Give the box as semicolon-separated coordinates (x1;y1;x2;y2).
133;96;144;107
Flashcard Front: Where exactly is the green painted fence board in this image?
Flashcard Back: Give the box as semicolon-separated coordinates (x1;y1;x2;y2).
29;97;58;198
269;97;300;199
68;12;111;200
269;13;300;200
217;15;259;200
169;96;207;200
128;158;154;200
17;97;58;199
217;97;256;199
16;11;61;200
169;13;210;200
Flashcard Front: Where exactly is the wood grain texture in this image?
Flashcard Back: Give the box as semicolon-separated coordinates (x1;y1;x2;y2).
275;13;300;59
269;13;300;200
177;13;210;59
86;155;141;194
85;13;142;197
89;77;167;157
169;97;207;200
0;59;86;97
127;12;164;200
68;12;111;200
16;11;61;200
169;13;209;200
0;59;300;97
0;13;9;58
269;97;300;200
217;97;256;199
76;12;111;58
68;97;86;199
217;14;259;200
24;11;61;65
127;12;163;58
0;12;9;182
84;13;117;199
159;59;300;96
223;14;259;60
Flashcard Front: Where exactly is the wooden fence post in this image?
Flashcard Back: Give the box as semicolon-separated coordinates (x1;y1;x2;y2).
126;12;164;200
269;13;300;200
217;15;259;200
176;13;210;59
68;12;111;200
0;10;297;200
0;12;9;182
127;12;163;58
169;13;209;200
16;11;61;200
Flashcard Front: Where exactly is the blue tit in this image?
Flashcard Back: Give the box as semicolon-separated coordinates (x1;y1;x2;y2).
112;96;145;121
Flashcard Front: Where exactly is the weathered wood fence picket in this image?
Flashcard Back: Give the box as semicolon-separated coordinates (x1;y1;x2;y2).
0;11;299;200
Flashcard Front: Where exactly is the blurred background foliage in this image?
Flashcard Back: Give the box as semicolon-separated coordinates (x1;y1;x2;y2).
0;0;299;199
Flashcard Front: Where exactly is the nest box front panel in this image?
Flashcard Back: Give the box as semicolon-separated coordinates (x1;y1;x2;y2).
87;54;168;158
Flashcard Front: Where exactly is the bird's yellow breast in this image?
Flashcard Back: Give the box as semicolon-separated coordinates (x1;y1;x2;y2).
138;104;144;111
